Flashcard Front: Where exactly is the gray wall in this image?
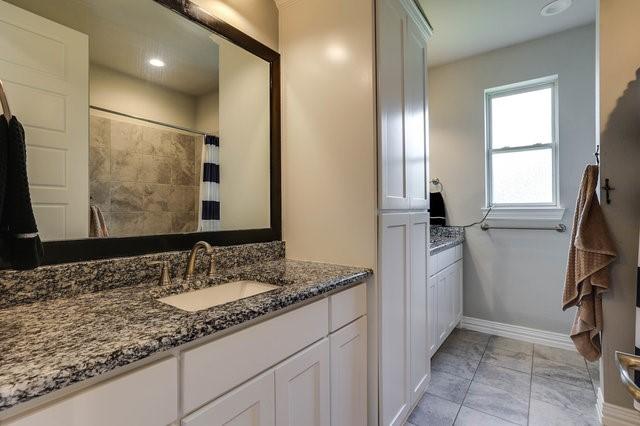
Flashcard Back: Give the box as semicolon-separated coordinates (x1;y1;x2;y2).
429;24;596;333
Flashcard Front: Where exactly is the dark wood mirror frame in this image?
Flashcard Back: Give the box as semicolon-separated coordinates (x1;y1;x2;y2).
40;0;281;266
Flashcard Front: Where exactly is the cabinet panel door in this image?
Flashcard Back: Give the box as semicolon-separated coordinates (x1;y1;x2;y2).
404;12;429;210
446;265;458;331
330;317;367;426
182;372;275;426
427;275;437;356
455;260;463;324
275;339;330;426
409;213;429;403
377;0;409;210
436;273;448;346
379;212;411;426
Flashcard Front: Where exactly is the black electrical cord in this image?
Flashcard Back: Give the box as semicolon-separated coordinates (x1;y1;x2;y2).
460;206;493;229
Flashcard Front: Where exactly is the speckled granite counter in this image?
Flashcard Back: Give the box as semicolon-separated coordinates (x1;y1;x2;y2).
0;256;372;412
430;225;465;255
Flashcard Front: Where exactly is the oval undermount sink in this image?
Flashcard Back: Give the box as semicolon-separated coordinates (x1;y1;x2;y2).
157;281;279;312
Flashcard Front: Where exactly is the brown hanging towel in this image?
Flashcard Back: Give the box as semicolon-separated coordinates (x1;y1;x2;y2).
562;164;616;361
0;115;43;269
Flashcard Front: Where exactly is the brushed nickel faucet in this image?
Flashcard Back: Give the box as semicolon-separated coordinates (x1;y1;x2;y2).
184;241;214;280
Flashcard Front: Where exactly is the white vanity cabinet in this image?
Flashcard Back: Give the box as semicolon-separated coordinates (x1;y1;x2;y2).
2;284;367;426
428;245;463;356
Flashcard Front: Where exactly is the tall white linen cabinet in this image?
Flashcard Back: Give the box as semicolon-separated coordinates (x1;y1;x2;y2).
277;0;431;424
377;0;431;425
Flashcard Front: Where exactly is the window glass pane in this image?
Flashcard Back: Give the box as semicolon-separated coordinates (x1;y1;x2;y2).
491;148;553;204
491;86;553;149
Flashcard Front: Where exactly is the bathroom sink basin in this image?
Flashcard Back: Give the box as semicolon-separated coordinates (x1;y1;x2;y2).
157;281;279;312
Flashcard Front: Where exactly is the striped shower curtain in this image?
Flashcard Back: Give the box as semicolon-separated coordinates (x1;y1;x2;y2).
199;135;220;231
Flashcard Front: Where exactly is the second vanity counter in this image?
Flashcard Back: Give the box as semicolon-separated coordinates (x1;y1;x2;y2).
430;225;465;255
0;258;372;414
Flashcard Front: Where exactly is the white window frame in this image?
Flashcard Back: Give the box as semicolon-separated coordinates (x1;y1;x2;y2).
484;75;562;219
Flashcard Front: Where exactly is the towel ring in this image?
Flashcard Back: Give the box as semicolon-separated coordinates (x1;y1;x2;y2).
0;79;12;122
430;177;443;193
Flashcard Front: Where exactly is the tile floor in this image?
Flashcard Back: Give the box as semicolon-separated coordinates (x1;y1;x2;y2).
408;329;600;426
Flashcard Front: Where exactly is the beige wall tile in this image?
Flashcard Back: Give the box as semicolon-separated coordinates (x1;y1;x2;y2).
172;211;198;233
109;212;144;236
143;211;173;234
111;121;143;153
140;155;172;184
90;180;111;211
111;149;142;181
90;116;111;148
110;182;144;212
89;145;110;181
171;156;196;186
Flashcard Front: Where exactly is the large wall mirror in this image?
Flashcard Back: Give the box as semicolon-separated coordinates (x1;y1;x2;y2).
0;0;280;264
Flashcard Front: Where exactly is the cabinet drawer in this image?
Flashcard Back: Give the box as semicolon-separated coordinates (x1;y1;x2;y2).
329;283;366;332
5;358;178;426
427;252;437;277
439;247;456;271
455;244;463;261
182;299;329;414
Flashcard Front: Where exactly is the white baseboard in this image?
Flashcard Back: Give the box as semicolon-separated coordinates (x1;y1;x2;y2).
460;316;575;351
597;387;640;425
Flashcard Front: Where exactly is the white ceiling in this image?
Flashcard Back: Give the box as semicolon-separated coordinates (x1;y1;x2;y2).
419;0;597;67
7;0;221;96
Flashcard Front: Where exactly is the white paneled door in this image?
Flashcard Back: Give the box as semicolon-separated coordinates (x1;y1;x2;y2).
409;212;429;403
377;0;430;211
0;0;88;240
274;339;330;426
379;212;411;426
330;316;367;426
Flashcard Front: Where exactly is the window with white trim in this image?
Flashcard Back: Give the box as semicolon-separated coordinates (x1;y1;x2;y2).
485;76;558;208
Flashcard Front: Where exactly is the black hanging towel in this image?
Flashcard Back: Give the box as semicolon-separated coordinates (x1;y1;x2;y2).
0;115;43;269
430;191;447;226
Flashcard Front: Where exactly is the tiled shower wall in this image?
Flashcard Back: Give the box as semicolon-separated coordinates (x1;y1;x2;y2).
89;114;202;236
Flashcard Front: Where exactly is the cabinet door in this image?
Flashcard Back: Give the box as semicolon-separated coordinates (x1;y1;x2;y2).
446;264;458;332
377;0;410;210
409;213;429;403
404;11;429;210
379;212;411;426
455;260;463;324
427;275;437;356
330;317;367;426
275;339;330;426
182;371;274;426
436;272;448;346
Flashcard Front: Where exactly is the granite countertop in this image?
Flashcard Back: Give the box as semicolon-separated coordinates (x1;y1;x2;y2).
430;225;465;255
0;259;372;412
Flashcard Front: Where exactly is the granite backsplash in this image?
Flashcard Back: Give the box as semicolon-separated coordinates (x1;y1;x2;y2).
0;241;285;309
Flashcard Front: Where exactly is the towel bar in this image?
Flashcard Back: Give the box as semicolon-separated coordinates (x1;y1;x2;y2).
615;351;640;402
480;223;566;232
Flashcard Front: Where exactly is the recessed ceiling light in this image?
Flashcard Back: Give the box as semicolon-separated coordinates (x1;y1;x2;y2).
149;58;165;67
540;0;572;16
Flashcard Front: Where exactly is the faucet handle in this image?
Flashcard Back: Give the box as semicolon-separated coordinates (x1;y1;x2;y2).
149;260;172;286
208;253;217;277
